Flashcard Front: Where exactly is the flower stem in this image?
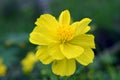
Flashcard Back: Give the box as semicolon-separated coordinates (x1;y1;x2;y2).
65;76;68;80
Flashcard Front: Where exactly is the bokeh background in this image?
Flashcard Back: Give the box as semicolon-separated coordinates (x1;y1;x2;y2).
0;0;120;80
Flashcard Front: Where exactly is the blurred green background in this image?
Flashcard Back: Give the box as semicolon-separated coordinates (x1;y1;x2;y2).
0;0;120;80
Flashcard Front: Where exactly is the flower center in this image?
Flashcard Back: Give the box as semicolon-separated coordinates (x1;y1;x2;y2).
57;26;74;43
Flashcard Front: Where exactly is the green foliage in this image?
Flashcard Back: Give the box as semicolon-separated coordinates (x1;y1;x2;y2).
50;0;120;32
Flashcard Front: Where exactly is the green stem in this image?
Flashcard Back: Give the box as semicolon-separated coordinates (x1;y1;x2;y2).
65;76;69;80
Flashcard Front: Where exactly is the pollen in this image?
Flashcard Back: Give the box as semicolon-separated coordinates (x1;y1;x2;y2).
57;26;75;43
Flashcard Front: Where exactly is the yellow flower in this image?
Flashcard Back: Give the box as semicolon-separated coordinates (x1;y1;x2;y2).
21;52;37;73
29;10;95;76
0;58;7;77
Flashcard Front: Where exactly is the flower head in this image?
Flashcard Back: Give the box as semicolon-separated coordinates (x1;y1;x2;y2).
0;58;7;77
29;10;95;76
21;52;37;74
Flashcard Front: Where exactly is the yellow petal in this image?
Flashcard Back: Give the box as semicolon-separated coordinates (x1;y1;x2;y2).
81;26;91;33
59;10;70;26
36;46;54;64
35;14;59;32
52;59;76;76
29;32;57;45
32;26;58;41
30;14;60;45
60;43;84;59
0;63;7;76
69;34;95;49
76;48;94;66
71;22;80;28
71;21;91;34
26;52;37;63
72;18;91;36
48;44;65;60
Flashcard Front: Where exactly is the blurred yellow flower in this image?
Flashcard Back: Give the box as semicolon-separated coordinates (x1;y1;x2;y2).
21;52;37;73
29;10;95;76
0;58;7;77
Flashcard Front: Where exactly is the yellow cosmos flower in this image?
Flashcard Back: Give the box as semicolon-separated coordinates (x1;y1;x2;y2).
0;58;7;77
29;10;95;76
21;52;37;73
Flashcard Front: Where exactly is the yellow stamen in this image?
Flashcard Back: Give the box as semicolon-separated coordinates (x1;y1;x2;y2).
57;26;74;43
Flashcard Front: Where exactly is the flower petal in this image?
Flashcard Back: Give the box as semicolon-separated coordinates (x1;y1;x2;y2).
71;21;91;34
80;26;91;34
52;59;76;76
76;48;94;66
29;32;58;45
36;46;54;64
31;26;58;41
71;18;91;36
59;10;70;26
30;14;60;45
35;14;59;31
69;34;95;48
60;43;84;59
48;44;65;60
